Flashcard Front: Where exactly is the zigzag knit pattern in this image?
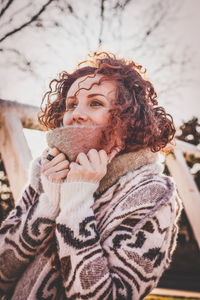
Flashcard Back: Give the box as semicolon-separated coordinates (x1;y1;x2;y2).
0;151;182;300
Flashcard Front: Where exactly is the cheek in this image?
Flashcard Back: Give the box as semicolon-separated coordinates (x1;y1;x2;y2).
63;112;72;125
92;110;110;125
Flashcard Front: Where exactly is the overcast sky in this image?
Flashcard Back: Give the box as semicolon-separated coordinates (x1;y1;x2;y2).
0;0;200;158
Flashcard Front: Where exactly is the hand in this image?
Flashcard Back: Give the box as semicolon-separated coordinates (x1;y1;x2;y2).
67;147;120;183
67;149;107;183
107;146;122;163
41;148;69;183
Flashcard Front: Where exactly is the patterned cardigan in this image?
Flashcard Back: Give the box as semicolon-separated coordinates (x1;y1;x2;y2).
0;148;182;300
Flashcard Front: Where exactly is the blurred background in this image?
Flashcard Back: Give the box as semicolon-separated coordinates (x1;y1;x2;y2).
0;0;199;157
0;0;200;298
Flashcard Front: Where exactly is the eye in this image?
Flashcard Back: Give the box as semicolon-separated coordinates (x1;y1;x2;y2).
66;101;77;110
90;100;104;107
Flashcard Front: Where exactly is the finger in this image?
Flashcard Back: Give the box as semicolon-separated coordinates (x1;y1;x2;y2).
76;152;91;168
48;152;67;166
44;160;69;176
46;153;55;161
48;169;69;183
67;162;85;182
99;149;108;165
47;148;60;159
43;152;67;171
43;148;60;167
107;147;121;163
87;149;100;165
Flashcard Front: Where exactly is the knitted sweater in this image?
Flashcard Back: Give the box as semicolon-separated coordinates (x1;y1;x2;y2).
0;148;182;300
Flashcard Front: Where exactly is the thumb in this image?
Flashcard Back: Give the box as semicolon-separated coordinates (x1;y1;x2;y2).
107;147;121;164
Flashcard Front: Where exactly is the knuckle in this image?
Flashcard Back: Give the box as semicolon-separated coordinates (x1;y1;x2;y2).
59;153;66;160
52;147;59;154
63;161;69;168
49;148;58;157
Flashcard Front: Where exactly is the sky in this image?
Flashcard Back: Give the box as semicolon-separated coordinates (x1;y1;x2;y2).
0;0;200;159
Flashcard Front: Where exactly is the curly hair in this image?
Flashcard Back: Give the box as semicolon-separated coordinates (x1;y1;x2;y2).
39;52;175;153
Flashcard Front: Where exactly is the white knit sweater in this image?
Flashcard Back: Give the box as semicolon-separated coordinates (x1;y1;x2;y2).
0;148;182;300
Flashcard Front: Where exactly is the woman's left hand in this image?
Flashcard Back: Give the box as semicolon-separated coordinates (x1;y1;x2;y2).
67;149;108;183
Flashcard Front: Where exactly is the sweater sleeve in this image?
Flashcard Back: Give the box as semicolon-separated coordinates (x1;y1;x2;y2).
0;168;60;294
55;176;181;300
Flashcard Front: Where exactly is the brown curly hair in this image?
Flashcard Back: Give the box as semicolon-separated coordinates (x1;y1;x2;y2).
39;52;175;153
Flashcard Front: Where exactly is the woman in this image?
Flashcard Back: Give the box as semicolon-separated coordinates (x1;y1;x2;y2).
0;52;182;299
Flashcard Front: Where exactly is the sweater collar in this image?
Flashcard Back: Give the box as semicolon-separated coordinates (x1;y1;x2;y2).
44;126;159;196
45;127;158;195
96;148;159;196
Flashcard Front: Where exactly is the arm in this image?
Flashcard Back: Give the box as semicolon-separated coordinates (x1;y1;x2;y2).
55;153;180;299
0;160;60;294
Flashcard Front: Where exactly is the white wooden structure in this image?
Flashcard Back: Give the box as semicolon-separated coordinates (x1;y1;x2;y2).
0;99;200;248
0;99;41;201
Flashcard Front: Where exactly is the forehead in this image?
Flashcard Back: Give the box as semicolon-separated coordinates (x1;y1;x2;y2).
67;74;116;98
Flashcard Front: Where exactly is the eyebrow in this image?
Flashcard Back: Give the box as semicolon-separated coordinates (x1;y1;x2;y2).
66;93;107;100
87;93;107;99
66;96;76;100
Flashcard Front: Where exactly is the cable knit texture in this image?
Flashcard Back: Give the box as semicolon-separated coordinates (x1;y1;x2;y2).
0;148;182;300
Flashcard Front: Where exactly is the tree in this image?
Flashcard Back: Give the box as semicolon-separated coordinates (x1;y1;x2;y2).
0;0;197;110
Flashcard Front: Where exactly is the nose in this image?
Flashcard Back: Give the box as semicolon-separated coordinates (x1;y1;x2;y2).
72;104;88;123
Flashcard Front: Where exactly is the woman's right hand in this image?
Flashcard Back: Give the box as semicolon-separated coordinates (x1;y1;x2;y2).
41;148;69;183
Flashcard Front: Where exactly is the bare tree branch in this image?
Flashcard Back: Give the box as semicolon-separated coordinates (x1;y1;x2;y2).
0;2;32;29
0;47;34;73
113;0;131;11
109;0;133;46
0;0;14;18
99;0;105;45
0;0;54;43
130;11;167;52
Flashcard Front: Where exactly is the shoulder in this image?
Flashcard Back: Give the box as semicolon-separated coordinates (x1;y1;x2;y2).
95;162;182;246
114;163;180;220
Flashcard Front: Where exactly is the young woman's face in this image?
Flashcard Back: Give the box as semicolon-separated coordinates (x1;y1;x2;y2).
63;74;116;126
